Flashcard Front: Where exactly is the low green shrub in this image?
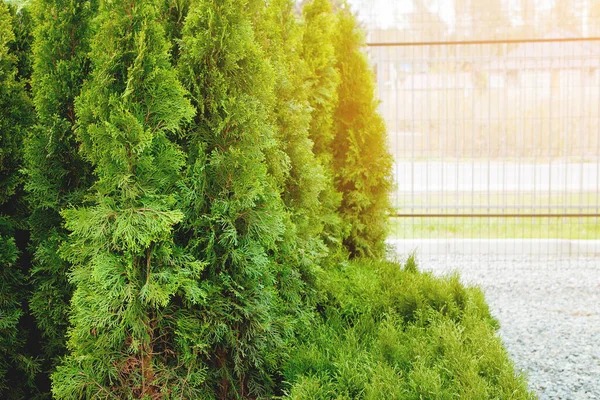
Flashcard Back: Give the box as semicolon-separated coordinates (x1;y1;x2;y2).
283;256;535;399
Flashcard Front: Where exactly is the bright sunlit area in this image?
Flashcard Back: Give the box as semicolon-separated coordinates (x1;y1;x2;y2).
0;0;598;399
354;0;600;398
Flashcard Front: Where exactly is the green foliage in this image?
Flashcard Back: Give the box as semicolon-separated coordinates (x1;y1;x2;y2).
6;2;34;86
50;0;203;398
331;4;393;258
301;0;339;162
159;0;190;62
299;0;394;260
0;2;36;397
253;0;329;288
300;0;347;261
176;0;307;397
25;0;97;371
283;258;535;399
3;0;30;9
0;2;31;207
0;1;535;398
404;251;418;273
0;220;36;399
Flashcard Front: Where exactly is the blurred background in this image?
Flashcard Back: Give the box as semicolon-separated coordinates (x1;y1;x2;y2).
351;0;600;259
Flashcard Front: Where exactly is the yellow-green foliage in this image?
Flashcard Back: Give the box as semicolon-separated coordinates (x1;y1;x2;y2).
331;3;393;259
0;2;36;397
26;0;97;368
254;0;327;242
252;0;330;293
0;0;535;398
301;0;347;260
175;0;306;397
302;0;339;162
284;257;535;399
50;0;202;398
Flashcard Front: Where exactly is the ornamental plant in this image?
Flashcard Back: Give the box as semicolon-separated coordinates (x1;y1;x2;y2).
50;0;205;397
0;2;36;397
26;0;97;367
253;0;329;289
176;0;303;396
300;0;346;260
0;1;534;399
332;2;393;258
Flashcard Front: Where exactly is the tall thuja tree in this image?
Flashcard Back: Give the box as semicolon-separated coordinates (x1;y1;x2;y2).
332;3;393;258
0;2;36;397
253;0;327;272
50;0;204;398
251;0;323;362
300;0;346;259
177;0;300;396
26;0;96;367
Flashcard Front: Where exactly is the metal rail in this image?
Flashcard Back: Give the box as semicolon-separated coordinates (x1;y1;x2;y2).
393;213;600;218
394;205;600;210
367;37;600;47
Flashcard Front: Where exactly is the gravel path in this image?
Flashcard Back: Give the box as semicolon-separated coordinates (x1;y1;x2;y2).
393;253;600;399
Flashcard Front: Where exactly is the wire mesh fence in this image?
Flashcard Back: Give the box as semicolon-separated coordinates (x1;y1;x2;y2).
355;1;600;260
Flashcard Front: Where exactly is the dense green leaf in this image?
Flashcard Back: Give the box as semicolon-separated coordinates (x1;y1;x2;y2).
331;3;394;258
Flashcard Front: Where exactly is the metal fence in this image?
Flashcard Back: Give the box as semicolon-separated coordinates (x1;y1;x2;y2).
365;32;600;259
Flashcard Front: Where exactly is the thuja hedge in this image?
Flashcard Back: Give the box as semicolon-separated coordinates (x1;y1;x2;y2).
0;0;530;398
283;257;534;399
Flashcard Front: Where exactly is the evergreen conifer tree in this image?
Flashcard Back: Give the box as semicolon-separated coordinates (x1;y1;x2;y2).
0;2;36;397
302;0;339;161
251;0;323;364
176;0;301;396
332;3;393;258
50;0;205;397
300;0;346;259
253;0;327;262
26;0;97;367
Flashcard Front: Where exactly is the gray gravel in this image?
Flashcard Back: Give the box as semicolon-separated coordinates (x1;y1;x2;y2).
393;253;600;399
